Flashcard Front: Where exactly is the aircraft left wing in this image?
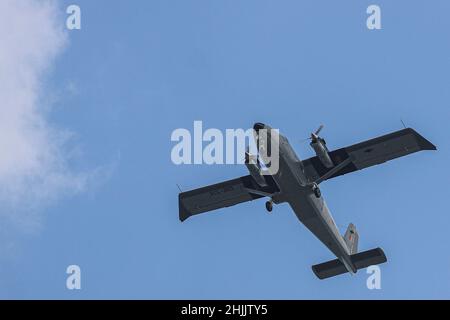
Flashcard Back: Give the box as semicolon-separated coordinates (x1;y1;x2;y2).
179;175;279;222
302;128;436;183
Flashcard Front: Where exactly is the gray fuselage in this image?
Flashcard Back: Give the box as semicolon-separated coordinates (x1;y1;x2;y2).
255;124;355;272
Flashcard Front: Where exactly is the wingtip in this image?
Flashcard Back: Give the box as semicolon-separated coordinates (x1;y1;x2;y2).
178;194;190;222
418;136;437;151
408;128;437;151
179;212;190;222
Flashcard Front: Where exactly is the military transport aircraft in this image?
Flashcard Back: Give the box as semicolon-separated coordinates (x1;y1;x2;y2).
178;123;436;279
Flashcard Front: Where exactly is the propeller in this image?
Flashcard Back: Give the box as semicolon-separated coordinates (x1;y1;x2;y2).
311;124;324;142
314;125;324;136
300;125;325;143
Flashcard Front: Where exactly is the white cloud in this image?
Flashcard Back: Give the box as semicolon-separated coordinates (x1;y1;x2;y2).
0;0;95;234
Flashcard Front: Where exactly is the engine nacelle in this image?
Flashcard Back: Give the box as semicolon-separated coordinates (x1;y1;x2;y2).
245;153;268;187
310;140;334;168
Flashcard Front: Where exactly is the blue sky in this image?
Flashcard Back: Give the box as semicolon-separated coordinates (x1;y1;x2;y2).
0;0;449;299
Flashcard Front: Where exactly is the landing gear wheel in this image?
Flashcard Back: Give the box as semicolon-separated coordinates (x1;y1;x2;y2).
313;186;321;198
265;201;273;213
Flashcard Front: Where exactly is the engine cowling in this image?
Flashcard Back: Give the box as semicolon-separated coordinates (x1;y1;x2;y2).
310;138;334;168
245;153;268;187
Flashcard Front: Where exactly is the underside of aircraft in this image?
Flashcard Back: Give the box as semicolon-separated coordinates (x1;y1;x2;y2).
178;124;436;279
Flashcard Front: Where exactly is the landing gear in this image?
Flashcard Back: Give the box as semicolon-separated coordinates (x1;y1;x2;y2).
265;200;273;213
312;184;321;198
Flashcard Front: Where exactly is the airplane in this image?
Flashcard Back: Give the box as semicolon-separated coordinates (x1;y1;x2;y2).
178;123;436;279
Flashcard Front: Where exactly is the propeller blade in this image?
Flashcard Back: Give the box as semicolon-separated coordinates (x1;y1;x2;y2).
315;124;324;136
300;137;311;143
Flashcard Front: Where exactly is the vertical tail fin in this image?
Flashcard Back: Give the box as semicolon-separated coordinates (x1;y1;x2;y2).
344;223;359;254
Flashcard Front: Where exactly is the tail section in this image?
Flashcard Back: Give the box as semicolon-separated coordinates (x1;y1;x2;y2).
343;223;359;254
312;248;387;280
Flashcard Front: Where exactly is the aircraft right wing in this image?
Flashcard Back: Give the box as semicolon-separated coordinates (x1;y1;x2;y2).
302;128;436;183
179;175;279;222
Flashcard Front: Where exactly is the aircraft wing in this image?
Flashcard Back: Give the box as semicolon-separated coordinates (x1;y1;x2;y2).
302;128;436;182
179;175;279;222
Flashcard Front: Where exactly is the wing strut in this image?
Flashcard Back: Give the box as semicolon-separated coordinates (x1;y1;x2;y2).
315;156;353;185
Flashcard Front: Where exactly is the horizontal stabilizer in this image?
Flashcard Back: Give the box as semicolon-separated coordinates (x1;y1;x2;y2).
312;248;387;280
